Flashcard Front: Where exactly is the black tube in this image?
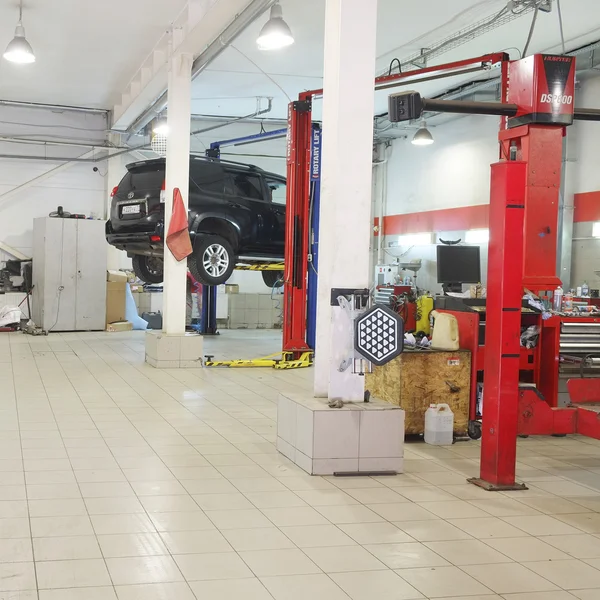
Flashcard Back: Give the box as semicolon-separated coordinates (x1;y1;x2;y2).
574;108;600;121
421;98;518;117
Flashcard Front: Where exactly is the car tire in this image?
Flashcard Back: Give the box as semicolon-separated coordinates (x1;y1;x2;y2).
262;270;284;289
132;255;164;284
188;235;235;286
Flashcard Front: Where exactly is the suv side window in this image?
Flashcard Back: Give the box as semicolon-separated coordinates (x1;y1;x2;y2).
265;178;286;205
190;161;224;195
231;171;264;200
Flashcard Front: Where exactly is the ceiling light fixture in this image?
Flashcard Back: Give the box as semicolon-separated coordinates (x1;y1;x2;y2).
257;3;294;51
411;120;434;146
3;0;35;64
152;117;169;136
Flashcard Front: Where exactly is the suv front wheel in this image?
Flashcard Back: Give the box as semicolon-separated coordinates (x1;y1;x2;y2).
132;255;164;284
188;235;235;286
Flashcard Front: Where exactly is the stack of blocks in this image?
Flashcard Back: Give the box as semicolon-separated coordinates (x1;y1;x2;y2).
277;392;405;475
145;331;203;368
228;293;283;329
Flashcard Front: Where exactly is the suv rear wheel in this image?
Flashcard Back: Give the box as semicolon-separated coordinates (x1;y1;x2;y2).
132;255;163;284
188;235;235;286
262;270;284;289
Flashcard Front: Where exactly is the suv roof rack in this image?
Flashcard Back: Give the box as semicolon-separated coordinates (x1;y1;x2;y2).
190;153;264;172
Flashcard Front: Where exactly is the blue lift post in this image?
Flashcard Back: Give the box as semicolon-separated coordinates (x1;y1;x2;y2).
306;124;321;351
199;127;289;336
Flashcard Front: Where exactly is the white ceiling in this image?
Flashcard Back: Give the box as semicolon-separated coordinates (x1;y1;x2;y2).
1;0;600;120
0;0;186;108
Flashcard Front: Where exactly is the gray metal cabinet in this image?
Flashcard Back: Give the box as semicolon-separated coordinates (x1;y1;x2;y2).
32;218;107;331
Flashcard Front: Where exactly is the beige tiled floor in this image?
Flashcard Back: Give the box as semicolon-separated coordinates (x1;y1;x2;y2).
1;330;600;599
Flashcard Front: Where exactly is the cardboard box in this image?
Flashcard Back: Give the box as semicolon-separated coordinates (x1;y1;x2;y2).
107;270;128;283
106;321;133;332
106;281;126;325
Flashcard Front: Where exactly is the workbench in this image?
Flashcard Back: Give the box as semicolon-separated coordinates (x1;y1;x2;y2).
365;348;471;437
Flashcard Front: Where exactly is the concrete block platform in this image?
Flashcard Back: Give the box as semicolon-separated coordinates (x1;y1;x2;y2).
277;392;404;475
145;331;203;368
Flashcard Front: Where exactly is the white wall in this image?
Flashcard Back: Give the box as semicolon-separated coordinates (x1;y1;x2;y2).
0;105;108;262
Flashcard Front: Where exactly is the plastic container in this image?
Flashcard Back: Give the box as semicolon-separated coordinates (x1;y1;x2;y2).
582;281;589;297
553;285;563;311
430;311;459;350
424;404;454;445
563;291;574;312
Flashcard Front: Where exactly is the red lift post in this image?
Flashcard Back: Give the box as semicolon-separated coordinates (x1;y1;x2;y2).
282;53;510;357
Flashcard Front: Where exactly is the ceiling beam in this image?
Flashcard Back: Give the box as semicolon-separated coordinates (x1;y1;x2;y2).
112;0;259;131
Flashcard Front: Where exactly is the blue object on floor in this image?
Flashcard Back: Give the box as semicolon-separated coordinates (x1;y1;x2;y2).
125;283;148;330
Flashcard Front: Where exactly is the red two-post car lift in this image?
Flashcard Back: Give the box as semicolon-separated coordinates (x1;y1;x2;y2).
388;53;600;489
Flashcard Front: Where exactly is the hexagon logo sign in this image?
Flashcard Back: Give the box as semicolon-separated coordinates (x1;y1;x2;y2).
355;304;404;366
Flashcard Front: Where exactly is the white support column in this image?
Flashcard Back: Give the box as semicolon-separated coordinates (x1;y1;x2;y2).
106;133;126;271
314;0;378;400
162;52;193;335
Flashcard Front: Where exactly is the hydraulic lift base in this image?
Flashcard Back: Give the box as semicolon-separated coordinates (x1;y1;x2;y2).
467;477;528;492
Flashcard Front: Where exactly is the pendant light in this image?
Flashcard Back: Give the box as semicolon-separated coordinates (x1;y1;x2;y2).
411;120;434;146
257;3;294;51
152;117;169;136
3;0;35;64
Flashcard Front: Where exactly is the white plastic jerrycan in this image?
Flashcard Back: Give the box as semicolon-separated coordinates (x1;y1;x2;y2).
430;310;459;351
424;403;454;446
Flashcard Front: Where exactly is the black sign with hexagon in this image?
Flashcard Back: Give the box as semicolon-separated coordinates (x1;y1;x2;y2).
354;304;404;366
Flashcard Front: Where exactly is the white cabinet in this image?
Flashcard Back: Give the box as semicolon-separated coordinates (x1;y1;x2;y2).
32;218;107;331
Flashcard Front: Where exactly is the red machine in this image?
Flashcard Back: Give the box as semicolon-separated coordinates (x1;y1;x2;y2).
388;53;600;489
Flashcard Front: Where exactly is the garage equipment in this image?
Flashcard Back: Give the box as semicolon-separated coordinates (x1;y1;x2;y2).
388;53;600;489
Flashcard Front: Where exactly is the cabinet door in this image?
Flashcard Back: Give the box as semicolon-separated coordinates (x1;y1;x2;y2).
75;221;107;330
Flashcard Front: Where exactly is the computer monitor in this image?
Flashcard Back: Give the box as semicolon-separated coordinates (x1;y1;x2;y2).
436;245;481;284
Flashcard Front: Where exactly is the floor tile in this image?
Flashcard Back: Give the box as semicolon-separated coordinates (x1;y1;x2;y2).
337;522;413;545
206;509;273;530
239;548;321;576
396;565;493;598
194;492;254;511
368;503;438;522
33;535;102;560
97;533;169;558
524;559;600;590
174;552;254;581
330;569;424;600
448;517;531;539
139;495;201;513
262;506;330;527
395;486;456;503
222;527;295;551
261;573;352;600
189;578;273;600
303;545;387;573
281;524;356;548
295;489;359;506
31;515;93;538
150;511;215;532
485;536;571;562
313;505;383;524
39;587;117;600
28;498;87;517
36;558;112;589
91;513;156;535
85;496;145;515
114;582;196;600
555;513;600;534
462;563;559;594
0;562;36;592
425;539;513;565
364;541;450;569
539;533;600;559
160;530;232;554
0;500;28;518
395;519;473;542
0;538;33;562
503;515;583;536
244;490;307;508
106;555;184;585
183;478;238;495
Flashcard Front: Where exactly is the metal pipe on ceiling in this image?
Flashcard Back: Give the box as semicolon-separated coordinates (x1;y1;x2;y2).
0;99;108;116
126;0;278;135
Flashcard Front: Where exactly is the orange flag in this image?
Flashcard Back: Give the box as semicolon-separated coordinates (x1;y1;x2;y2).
166;187;192;261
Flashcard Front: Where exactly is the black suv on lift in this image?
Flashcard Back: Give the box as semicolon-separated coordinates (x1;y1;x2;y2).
105;156;286;286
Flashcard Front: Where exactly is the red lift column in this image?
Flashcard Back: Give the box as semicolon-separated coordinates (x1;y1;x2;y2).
283;96;312;355
469;161;527;490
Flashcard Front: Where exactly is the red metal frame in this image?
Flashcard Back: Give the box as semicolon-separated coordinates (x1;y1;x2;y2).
282;53;510;354
479;161;527;487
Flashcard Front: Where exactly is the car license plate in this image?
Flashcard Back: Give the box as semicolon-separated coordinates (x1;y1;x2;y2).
122;204;140;215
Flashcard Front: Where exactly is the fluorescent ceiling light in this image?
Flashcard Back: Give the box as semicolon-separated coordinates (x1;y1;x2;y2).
3;0;35;64
398;232;433;246
152;118;169;136
257;3;294;50
411;120;434;146
465;229;490;244
593;222;600;237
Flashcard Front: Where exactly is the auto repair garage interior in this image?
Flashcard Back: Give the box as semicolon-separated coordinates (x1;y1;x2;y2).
5;0;600;598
